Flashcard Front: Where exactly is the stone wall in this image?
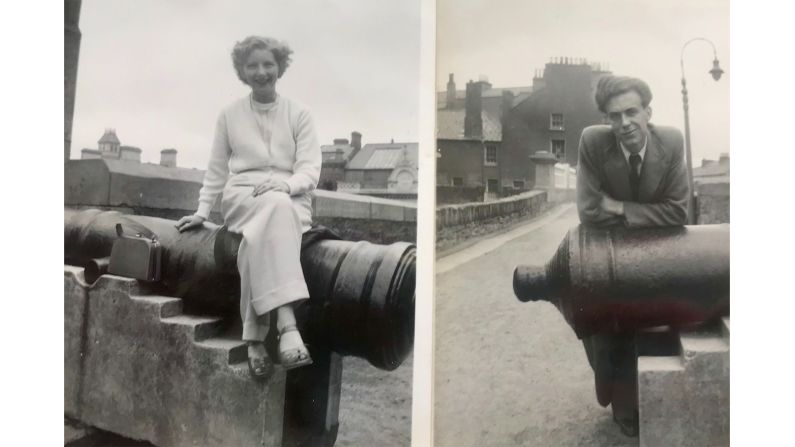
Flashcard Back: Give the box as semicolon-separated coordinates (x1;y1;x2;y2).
696;181;729;225
64;160;416;245
312;190;416;243
436;190;549;251
436;185;484;204
436;190;547;228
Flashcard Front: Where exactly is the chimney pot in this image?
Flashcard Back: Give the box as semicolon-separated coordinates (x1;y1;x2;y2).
464;81;484;139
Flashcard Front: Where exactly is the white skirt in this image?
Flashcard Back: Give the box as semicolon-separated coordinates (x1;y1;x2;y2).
221;171;313;341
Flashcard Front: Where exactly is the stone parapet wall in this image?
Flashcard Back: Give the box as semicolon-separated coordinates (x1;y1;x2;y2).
436;190;549;252
696;181;729;225
436;185;485;204
436;190;547;228
65;160;417;245
312;190;417;243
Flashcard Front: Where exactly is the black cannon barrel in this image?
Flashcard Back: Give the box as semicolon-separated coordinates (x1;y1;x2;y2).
64;208;415;371
513;224;729;338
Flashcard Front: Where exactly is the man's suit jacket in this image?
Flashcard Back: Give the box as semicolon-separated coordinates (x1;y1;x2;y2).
576;124;689;228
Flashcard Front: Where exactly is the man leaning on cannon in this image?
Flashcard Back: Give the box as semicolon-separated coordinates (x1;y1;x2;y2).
575;75;689;435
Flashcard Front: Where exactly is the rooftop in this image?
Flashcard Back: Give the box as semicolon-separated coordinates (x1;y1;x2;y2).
73;158;205;183
346;142;418;170
436;109;502;141
98;129;120;145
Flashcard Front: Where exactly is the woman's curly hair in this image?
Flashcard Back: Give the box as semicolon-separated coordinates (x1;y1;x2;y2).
231;36;293;84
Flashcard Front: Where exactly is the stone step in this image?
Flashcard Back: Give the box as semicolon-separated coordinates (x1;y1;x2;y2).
129;294;183;318
195;335;248;365
160;314;226;342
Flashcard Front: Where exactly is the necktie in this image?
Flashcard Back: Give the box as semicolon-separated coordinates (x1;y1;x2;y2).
629;153;642;201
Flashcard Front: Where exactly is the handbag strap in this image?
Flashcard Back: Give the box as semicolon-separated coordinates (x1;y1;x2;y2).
115;223;158;242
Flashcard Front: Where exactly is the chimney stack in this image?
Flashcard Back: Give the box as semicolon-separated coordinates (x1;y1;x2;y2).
501;90;515;120
464;81;483;139
160;148;177;168
477;74;492;92
350;131;362;160
446;73;456;109
119;145;142;163
718;153;730;165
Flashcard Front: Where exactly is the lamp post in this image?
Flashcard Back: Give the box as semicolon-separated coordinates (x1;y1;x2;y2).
680;37;724;224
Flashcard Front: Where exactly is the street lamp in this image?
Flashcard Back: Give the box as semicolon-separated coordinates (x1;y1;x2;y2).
680;37;724;224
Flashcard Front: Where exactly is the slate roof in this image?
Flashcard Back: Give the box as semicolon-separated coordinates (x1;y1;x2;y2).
693;161;730;178
321;143;354;159
346;142;418;170
436;85;535;108
436;109;502;141
102;158;205;183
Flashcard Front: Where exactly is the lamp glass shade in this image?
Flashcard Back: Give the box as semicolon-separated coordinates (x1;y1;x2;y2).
710;59;724;81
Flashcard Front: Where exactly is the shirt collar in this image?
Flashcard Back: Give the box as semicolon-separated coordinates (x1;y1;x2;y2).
620;134;648;165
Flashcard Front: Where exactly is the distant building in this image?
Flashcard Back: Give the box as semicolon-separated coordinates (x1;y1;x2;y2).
79;128;180;168
437;58;610;197
320;132;418;201
319;131;362;190
693;153;730;184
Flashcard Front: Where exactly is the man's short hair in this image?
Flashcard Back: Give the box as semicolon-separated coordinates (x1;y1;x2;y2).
594;75;653;113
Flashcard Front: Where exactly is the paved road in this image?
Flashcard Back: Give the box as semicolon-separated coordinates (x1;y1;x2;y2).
434;205;637;447
337;355;413;446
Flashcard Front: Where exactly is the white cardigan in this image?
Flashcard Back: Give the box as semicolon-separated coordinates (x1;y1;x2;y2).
196;95;321;219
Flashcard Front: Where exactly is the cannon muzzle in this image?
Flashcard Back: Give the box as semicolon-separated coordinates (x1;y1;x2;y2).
513;224;729;337
64;208;415;371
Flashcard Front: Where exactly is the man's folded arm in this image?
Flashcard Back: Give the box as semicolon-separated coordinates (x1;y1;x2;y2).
622;145;689;227
576;135;625;228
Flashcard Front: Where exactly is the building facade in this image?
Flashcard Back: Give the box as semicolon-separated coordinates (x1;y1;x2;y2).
437;58;609;199
320;132;418;201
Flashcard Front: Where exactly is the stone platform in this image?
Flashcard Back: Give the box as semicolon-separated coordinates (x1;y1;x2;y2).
64;266;287;446
637;318;730;446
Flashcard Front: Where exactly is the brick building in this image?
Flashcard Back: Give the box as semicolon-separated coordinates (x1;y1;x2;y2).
437;58;610;198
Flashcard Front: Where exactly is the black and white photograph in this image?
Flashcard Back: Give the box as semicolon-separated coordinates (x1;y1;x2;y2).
63;1;419;446
8;0;795;444
434;0;730;445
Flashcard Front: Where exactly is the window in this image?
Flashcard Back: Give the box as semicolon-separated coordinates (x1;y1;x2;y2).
551;139;565;160
550;113;564;130
513;180;526;189
484;145;497;166
452;177;464;186
487;178;499;192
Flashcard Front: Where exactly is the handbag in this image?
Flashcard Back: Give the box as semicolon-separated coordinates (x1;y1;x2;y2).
108;223;162;282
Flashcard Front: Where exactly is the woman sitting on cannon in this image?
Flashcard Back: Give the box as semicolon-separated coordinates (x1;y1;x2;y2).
176;35;321;379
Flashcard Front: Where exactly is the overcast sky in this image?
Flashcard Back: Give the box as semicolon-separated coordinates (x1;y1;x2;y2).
71;0;420;169
437;0;729;164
